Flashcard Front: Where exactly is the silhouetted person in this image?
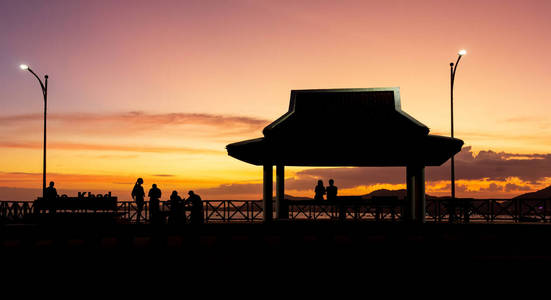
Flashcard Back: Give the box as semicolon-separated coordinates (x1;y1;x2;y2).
132;178;145;223
463;199;473;223
169;190;185;224
148;184;162;224
45;181;58;214
326;179;338;202
187;190;203;224
314;180;325;201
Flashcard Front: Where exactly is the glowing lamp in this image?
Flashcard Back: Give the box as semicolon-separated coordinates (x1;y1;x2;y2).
458;49;467;56
20;64;29;70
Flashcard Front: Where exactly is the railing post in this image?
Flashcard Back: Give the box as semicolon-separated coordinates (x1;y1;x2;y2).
546;198;550;223
490;199;495;222
515;198;520;222
224;200;227;222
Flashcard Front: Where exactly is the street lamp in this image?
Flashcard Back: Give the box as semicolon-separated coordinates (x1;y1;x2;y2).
20;64;49;201
449;49;466;222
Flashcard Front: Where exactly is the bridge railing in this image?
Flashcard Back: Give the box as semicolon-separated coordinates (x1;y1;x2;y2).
1;198;550;224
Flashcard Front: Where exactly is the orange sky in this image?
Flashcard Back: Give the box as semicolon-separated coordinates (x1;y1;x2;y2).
1;0;550;201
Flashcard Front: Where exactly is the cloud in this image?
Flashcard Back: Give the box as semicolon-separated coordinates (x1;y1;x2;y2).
281;147;551;190
0;111;271;155
95;154;139;159
504;116;547;123
5;172;42;176
196;183;262;196
0;141;223;155
502;116;551;129
428;146;551;183
482;183;503;192
285;167;405;190
290;147;551;186
0;111;270;138
504;183;532;192
196;147;551;198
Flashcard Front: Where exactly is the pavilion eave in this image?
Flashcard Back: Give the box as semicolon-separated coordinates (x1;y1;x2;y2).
226;135;463;167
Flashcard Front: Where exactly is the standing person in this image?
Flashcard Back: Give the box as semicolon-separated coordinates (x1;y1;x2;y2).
326;179;338;202
169;190;184;224
148;184;162;224
314;180;326;201
187;191;203;224
45;181;58;215
132;178;145;223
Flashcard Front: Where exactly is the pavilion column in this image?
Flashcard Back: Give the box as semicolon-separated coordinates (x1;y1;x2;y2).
406;167;415;221
276;165;288;220
263;163;273;222
406;165;426;223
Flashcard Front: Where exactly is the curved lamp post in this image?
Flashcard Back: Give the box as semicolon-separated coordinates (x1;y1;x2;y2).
20;64;48;200
449;49;466;222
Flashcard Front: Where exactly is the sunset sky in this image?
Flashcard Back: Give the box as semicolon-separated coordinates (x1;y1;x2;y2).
1;0;550;201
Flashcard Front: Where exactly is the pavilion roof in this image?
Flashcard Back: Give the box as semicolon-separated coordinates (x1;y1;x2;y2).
227;88;463;167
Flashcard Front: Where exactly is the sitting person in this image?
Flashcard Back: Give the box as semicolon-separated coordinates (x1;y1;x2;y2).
326;179;338;201
314;180;326;201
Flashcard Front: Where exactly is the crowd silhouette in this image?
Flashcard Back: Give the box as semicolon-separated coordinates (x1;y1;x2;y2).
131;178;203;224
39;178;344;223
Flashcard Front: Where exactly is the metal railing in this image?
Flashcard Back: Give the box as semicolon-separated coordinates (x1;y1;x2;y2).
287;201;402;221
1;198;550;224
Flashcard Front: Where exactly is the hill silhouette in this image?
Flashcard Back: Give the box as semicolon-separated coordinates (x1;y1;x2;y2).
357;185;551;200
361;189;407;199
514;184;551;199
283;189;441;201
360;189;440;200
282;194;312;200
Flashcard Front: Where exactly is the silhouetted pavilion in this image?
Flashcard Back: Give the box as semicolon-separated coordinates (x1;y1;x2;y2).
226;88;463;222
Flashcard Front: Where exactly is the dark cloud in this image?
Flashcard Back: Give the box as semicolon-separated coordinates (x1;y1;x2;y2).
285;167;405;190
427;146;551;183
505;183;532;192
197;147;551;197
282;147;551;190
477;183;503;192
431;183;469;193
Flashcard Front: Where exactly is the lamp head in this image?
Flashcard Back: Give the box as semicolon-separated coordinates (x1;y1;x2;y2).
458;49;467;56
19;64;29;70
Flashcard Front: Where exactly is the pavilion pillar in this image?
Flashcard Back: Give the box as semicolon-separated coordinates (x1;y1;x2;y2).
276;165;288;220
263;163;273;222
406;165;426;223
